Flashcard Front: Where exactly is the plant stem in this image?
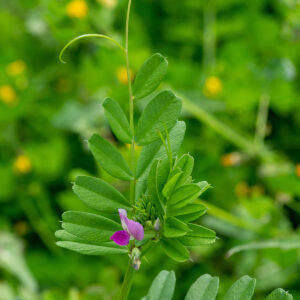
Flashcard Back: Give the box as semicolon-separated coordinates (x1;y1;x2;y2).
119;1;135;299
119;259;135;300
125;0;136;205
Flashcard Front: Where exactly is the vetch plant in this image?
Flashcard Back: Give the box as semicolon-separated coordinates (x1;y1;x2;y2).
55;0;216;299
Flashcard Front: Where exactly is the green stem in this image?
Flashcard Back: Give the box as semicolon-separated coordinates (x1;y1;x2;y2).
158;131;172;172
125;0;136;205
119;259;135;300
119;1;136;298
198;200;259;233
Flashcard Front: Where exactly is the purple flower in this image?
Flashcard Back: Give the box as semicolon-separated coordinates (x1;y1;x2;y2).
110;209;144;246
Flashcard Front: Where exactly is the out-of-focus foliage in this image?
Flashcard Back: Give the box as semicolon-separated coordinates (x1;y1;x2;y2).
0;0;300;299
142;270;293;300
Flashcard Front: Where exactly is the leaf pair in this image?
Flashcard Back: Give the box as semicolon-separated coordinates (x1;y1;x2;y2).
160;221;216;262
103;52;169;139
142;270;293;300
55;211;127;256
104;90;181;146
56;175;132;255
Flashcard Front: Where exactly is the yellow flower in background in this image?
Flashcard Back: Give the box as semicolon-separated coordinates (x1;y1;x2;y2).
6;60;26;76
235;181;249;197
221;152;242;167
116;67;133;85
98;0;117;9
0;85;17;105
251;185;264;196
56;78;72;93
14;155;32;174
14;221;29;236
203;76;223;98
296;164;300;179
66;0;88;18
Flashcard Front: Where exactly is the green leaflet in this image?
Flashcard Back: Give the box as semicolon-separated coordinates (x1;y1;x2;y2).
56;229;120;246
62;211;121;245
56;229;127;256
56;241;127;256
179;223;216;246
161;238;189;262
162;169;182;198
135;90;182;146
266;288;293;300
88;134;133;181
148;160;169;215
168;184;201;209
198;181;211;196
223;276;256;300
55;230;85;243
168;203;207;222
143;270;175;300
135;121;186;200
174;154;194;187
73;176;131;212
103;98;132;143
133;53;168;100
164;217;189;238
185;274;219;300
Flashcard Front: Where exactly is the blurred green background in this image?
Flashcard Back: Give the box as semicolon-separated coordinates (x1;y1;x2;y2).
1;0;300;299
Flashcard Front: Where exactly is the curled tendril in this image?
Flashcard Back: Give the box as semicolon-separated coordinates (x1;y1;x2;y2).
59;34;126;63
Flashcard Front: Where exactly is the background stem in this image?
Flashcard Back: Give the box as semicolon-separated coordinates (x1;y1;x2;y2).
180;93;255;153
203;0;216;73
254;92;270;147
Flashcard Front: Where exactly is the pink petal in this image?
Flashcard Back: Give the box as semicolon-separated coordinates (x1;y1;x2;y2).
125;219;144;241
118;209;128;230
110;230;130;246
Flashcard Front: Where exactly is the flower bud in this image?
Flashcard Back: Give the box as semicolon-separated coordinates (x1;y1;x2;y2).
132;258;141;270
145;220;152;229
154;218;161;231
131;247;141;270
